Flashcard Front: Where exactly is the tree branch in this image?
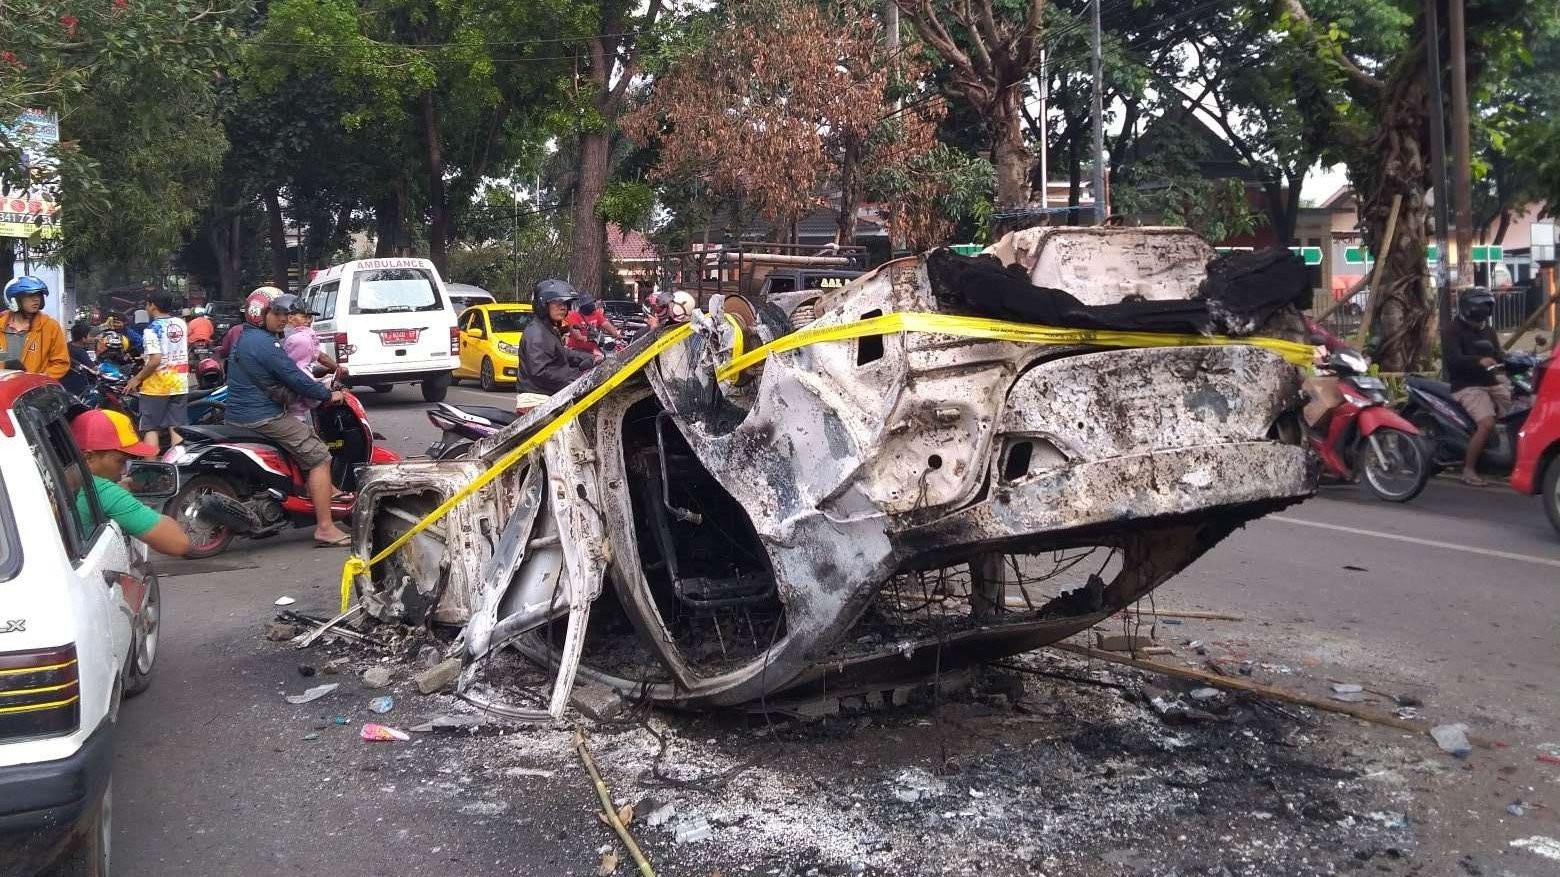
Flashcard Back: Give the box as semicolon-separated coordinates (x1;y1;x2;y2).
1281;0;1383;94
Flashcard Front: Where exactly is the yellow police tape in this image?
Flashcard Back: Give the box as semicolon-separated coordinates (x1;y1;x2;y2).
340;312;1313;611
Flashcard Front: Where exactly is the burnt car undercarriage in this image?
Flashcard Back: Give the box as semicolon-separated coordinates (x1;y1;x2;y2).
347;228;1318;719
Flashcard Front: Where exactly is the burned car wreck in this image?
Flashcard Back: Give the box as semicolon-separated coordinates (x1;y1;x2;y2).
346;228;1318;719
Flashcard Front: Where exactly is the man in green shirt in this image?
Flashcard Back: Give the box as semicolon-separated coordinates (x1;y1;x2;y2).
69;408;190;556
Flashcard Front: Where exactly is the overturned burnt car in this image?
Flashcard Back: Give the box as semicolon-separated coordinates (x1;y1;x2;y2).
346;228;1318;719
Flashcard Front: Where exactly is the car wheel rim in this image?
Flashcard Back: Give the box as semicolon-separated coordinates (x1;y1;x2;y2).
482;360;494;388
136;581;159;675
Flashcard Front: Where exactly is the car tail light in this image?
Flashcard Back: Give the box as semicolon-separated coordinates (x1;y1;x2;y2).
334;332;351;364
449;326;459;356
0;644;80;740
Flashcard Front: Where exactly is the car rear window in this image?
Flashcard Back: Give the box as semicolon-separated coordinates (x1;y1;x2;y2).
487;310;531;333
0;472;17;582
350;268;445;314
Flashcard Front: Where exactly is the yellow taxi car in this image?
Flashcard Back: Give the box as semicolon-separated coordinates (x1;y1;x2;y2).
452;302;533;391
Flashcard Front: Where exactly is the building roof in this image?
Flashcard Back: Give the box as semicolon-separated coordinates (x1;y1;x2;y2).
607;224;659;263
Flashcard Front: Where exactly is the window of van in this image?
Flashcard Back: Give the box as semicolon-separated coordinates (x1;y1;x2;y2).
305;279;340;320
350;268;444;314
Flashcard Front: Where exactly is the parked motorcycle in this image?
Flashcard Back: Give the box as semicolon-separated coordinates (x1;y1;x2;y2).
69;360;227;425
425;401;516;459
1305;346;1432;502
1397;347;1539;477
159;387;400;557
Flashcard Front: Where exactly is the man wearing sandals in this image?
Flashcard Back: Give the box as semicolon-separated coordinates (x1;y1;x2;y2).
1443;287;1510;487
227;286;352;546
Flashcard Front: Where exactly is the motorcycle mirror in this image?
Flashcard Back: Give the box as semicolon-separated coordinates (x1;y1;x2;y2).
125;461;179;499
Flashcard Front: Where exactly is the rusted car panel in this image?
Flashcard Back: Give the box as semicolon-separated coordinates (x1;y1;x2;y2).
349;228;1316;717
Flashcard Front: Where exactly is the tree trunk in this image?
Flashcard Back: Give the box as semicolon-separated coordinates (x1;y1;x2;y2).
569;130;610;296
837;135;859;246
263;188;290;291
1492;211;1511;246
1265;173;1304;246
1067;127;1083;226
422;90;449;275
992;89;1031;209
374;193;400;257
1354;63;1433;371
208;215;242;300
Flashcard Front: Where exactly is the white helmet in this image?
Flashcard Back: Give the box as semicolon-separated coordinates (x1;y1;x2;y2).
667;291;698;322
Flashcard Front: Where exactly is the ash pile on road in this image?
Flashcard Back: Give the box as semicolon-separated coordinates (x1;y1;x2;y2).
441;650;1424;876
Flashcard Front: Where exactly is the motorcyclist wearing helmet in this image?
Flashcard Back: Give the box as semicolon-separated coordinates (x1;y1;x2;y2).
1444;287;1510;486
564;295;623;356
187;304;215;346
516;279;601;410
1;275;70;379
226;286;351;546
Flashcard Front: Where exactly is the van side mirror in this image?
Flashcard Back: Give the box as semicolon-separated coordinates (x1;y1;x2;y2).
125;461;178;499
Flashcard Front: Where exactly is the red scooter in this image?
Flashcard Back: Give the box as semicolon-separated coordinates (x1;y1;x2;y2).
1509;352;1560;536
1305;345;1433;502
158;387;400;557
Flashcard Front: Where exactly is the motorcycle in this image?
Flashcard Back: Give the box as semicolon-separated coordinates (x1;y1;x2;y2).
1305;346;1432;502
1397;345;1539;477
425;401;516;459
158;386;400;557
71;361;228;425
193;345;225;390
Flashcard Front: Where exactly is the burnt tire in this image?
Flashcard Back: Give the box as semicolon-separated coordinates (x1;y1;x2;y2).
170;475;241;559
479;357;498;392
421;371;452;402
1543;457;1560;539
1359;428;1431;503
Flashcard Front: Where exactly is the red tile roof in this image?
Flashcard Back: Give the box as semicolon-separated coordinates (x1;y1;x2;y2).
607;223;658;262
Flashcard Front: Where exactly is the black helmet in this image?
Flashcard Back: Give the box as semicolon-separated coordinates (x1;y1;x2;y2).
533;278;578;310
1458;287;1495;324
577;296;597;316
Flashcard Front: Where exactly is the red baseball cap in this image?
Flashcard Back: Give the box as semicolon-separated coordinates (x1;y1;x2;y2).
70;409;156;457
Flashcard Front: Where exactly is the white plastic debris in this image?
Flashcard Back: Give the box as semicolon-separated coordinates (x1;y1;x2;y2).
1330;683;1363;695
646;804;678;827
1430;723;1472;758
284;682;339;705
889;767;947;803
673;817;712;844
1511;836;1560;862
274;596;296;606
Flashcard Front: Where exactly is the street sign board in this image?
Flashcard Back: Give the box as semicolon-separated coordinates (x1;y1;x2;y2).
1344;246;1373;265
1288;246;1323;266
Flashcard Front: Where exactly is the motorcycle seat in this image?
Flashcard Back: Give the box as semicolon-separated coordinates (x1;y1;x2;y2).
179;423;272;445
447;404;519;426
1406;375;1457;402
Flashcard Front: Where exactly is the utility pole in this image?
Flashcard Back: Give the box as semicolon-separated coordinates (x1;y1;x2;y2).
1448;0;1474;287
1425;0;1453;323
1090;0;1105;225
1039;49;1049;210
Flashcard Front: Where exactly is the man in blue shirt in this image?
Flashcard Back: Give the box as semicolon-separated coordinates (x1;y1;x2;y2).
227;287;350;546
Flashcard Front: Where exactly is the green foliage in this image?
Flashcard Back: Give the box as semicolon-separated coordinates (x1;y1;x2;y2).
594;180;655;230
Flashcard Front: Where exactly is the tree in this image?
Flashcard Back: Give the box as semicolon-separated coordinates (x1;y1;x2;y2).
623;0;938;245
565;0;667;296
1;0;243;276
894;0;1045;210
1282;0;1550;370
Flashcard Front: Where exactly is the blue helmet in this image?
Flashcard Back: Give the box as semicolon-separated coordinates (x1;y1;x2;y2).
3;276;48;311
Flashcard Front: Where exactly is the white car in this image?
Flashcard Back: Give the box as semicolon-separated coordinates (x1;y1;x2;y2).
0;371;161;877
301;257;461;402
445;282;496;316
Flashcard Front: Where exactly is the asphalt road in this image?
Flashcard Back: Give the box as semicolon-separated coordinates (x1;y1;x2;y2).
110;382;1560;875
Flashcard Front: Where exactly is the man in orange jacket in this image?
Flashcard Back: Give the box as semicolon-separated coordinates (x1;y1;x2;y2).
2;276;69;379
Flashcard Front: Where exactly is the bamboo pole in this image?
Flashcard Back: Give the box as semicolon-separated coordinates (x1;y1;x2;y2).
1498;286;1560;352
1357;193;1403;349
575;727;656;877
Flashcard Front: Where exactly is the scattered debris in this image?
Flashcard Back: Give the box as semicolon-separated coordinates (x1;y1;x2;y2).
889;767;947;803
673;817;713;844
575;727;656;876
360;723;409;742
1188;687;1222;702
1508;801;1527;817
283;683;339;705
1511;836;1560;862
297;664;316;677
415;645;442;669
368;695;394;714
1330;683;1363;695
301;732;319;741
414;657;462;695
411;715;486;733
571;677;626;721
1431;723;1473;758
362;666;394;688
332;715;348;725
264;621;300;642
1095;633;1158;653
502;766;557;779
596;851;620;876
1123;609;1244;621
321;658;349;675
273;596;296;606
293;604;368;649
1538;754;1560;766
1331;692;1368;704
645;803;677;827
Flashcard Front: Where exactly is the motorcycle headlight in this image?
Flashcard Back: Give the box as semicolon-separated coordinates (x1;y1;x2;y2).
496;340;519;357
